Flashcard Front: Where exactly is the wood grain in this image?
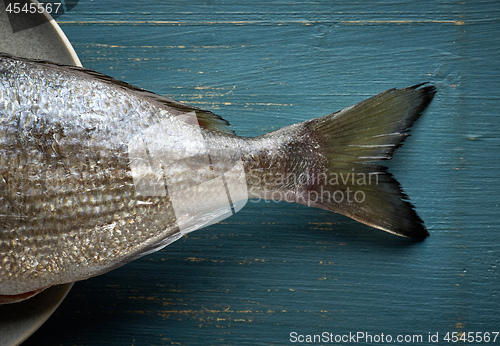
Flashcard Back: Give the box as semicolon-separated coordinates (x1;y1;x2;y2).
22;0;499;345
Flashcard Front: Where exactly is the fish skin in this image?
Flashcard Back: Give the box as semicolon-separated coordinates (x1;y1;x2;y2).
0;53;435;298
0;53;244;297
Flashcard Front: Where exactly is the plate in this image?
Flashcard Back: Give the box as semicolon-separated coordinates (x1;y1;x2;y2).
0;0;80;65
0;284;73;346
0;1;80;345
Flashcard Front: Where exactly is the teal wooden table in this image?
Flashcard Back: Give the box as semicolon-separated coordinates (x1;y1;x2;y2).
22;0;499;345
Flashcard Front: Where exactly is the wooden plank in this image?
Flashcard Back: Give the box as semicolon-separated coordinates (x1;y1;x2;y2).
22;0;500;345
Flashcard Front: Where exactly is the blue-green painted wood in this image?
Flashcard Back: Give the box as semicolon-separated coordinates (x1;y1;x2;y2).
22;0;499;345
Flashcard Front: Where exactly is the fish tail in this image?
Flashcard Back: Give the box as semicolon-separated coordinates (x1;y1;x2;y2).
250;84;436;239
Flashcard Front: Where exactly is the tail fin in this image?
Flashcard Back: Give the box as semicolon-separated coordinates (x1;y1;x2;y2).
268;84;436;239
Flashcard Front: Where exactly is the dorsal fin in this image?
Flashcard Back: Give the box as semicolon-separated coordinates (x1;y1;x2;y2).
66;65;236;135
3;53;235;135
141;93;235;135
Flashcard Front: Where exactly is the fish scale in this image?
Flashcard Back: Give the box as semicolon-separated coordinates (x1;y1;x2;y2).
0;53;435;300
0;55;194;295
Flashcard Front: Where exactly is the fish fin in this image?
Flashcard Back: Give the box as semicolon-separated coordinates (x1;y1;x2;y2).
306;83;436;163
139;93;235;135
1;53;235;135
69;67;236;134
285;84;434;239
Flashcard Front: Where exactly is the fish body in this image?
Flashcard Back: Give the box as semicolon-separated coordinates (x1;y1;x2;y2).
0;53;435;300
